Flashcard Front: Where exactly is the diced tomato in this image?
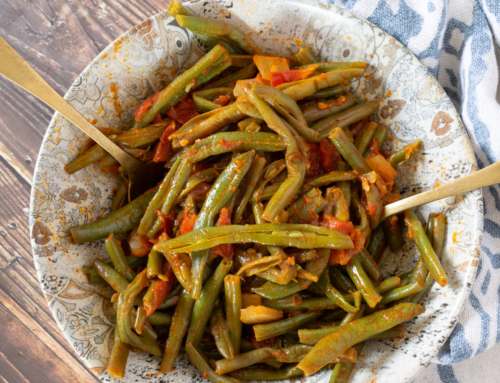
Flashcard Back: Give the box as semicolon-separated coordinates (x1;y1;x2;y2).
269;66;317;87
320;213;354;235
319;138;341;172
134;91;161;122
305;142;325;178
178;209;197;236
167;98;199;124
211;207;234;259
349;118;366;138
367;138;380;156
367;203;378;216
253;55;289;80
103;163;120;175
388;215;400;234
188;181;212;203
329;228;366;265
153;120;179;163
256;73;270;85
213;94;230;106
152;112;163;124
153;210;177;241
143;269;174;316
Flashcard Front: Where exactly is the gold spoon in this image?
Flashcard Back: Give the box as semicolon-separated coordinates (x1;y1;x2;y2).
0;36;165;201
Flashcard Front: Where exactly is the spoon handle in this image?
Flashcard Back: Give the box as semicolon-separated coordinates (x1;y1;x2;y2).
0;36;137;169
382;160;500;220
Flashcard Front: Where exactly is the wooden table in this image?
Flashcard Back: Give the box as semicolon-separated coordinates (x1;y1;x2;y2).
0;1;173;381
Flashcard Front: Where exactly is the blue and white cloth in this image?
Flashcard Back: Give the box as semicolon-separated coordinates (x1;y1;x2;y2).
321;0;500;382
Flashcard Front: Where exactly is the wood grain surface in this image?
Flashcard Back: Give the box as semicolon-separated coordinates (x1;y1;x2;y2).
0;1;177;381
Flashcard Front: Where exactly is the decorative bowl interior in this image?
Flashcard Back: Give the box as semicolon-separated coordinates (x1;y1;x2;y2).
30;0;483;382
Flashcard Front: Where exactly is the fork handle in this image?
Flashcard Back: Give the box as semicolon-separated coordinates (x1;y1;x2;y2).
382;160;500;219
0;36;137;168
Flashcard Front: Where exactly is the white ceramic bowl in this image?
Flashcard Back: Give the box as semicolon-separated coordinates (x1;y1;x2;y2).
30;1;483;382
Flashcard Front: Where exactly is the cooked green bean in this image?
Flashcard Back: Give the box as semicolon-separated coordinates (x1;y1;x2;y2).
358;248;383;283
92;260;129;292
366;225;387;262
302;94;356;123
354;120;378;154
107;327;130;380
375;276;401;294
405;209;448;287
176;15;260;55
230;54;254;67
382;217;404;252
297;303;425;376
345;254;382;308
105;234;136;282
254;311;322;341
329;343;365;383
230;365;303;381
193;95;223;112
210;305;235;359
69;186;158;243
297;62;368;72
363;124;388;157
111;181;128;213
185;342;242;383
329;265;356;293
163;252;192;293
64;144;106;174
316;268;360;313
305;84;346;100
262;294;302;310
388;140;422;167
296;46;319;65
188;260;233;346
380;281;425;304
205;63;257;90
233;155;266;223
224;275;242;355
287;188;328;223
146;250;163;279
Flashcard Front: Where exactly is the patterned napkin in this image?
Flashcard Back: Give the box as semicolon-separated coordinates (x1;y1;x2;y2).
317;0;500;381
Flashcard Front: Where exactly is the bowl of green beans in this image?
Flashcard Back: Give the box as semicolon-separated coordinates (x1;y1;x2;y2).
30;1;483;382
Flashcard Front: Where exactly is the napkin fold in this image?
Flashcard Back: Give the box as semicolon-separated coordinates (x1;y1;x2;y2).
318;0;500;378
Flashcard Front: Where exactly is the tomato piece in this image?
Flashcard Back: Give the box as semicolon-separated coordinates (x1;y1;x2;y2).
211;207;234;259
305;142;325;178
188;181;212;203
213;94;230;106
153;210;177;241
349;118;366;138
255;72;270;85
167;98;199;124
366;138;380;156
103;163;120;175
319;138;341;172
153;120;179;163
178;209;197;236
134;91;161;122
152;112;163;124
253;55;289;80
269;66;317;87
320;213;354;235
329;228;366;265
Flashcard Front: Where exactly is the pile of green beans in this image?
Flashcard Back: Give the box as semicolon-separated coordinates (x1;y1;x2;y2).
66;5;449;382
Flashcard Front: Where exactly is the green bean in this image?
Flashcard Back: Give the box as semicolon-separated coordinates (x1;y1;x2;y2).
262;294;302;310
245;87;306;222
329;343;365;383
71;191;161;242
297;303;425;376
375;276;401;294
321;309;346;322
314;101;379;139
134;306;147;335
358;248;382;283
405;209;448;287
296;46;319;65
160;289;195;373
215;344;311;375
117;271;162;357
185;342;242;383
193;95;223;112
282;69;364;100
316;268;360;313
188;260;233;346
382;217;404;252
324;186;350;222
210;305;235;359
287;188;328;224
105;235;136;282
224;275;242;355
83;266;105;284
238;117;263;130
145;250;162;279
293;297;342;311
204;63;257;90
252;249;330;299
107;327;130;380
177;168;222;202
300;326;340;346
369;324;405;340
111;181;128;213
354;120;378;154
132;45;230;129
332;161;351;207
293;249;318;263
167;1;241;54
346;254;382;308
177;15;260;55
388;140;422;167
158;295;179;310
194;86;234;100
366;225;387;262
253;83;321;142
351;188;371;239
380;281;425;304
163;252;192;292
92;259;128;292
302;94;356;123
64;144;106;174
432;213;446;258
329;127;371;174
305;84;347;100
254;311;322;341
114;122;168;148
363;124;388;157
230;365;303;381
190;152;253;299
297;62;368;72
233;155;266;223
172;104;246;148
329;266;356;293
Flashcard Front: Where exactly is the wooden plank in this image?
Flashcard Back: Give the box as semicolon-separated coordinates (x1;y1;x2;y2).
0;349;30;383
0;288;99;383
